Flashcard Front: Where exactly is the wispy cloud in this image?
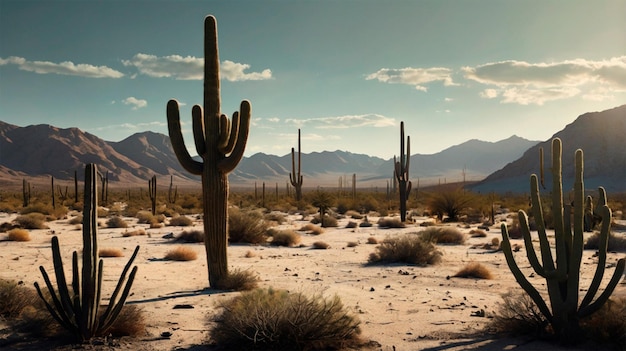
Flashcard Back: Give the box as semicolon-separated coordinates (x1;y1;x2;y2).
122;53;272;81
284;114;396;129
122;97;147;110
91;120;166;132
0;56;123;78
366;67;456;91
463;56;626;105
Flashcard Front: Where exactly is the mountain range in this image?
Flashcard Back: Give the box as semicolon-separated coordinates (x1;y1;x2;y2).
1;104;625;192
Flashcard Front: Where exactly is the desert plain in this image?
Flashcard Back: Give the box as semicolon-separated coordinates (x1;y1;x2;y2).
1;208;625;351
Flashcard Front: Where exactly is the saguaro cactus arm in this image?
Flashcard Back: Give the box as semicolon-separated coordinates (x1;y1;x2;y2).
167;100;203;175
218;101;251;173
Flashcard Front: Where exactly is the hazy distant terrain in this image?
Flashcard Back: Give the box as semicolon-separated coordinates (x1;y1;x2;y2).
1;104;625;192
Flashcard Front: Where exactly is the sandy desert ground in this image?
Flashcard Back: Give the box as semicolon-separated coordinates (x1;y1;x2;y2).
1;209;625;351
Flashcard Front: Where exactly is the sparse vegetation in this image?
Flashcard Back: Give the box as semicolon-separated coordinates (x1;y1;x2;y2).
269;229;301;247
175;229;204;243
366;237;378;244
168;215;193;227
164;246;198;261
377;217;406;228
122;228;146;237
368;233;442;266
453;262;493;279
489;290;549;337
215;268;260;291
106;216;128;228
469;228;488;237
7;228;31;241
210;288;362;350
427;188;475;222
585;232;626;252
345;221;358;229
419;226;467;244
228;208;269;244
14;213;48;229
312;241;330;249
299;222;324;235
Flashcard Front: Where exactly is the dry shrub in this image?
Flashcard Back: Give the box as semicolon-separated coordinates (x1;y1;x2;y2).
228;209;269;244
215;269;259;291
489;290;548;337
7;228;31;241
359;220;373;228
14;213;48;229
506;217;523;239
366;237;378;244
0;279;40;318
0;278;56;336
581;296;626;348
264;212;286;225
169;215;193;227
345;221;358;229
368;234;442;266
106;216;128;228
269;229;301;247
584;232;626;252
312;241;330;249
419;226;466;244
453;262;493;279
99;248;124;257
299;223;324;235
345;210;363;220
68;215;83;225
122;228;146;237
21;203;68;219
164;246;197;261
105;305;145;337
420;221;436;227
175;230;204;243
244;250;256;258
377;217;406;228
470;229;487;237
346;241;358;248
210;288;362;350
135;210;163;227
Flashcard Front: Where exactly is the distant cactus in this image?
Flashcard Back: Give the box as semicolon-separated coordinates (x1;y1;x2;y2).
148;175;157;215
290;129;304;202
34;164;139;341
394;121;412;222
167;15;251;287
500;138;625;345
22;178;30;207
168;175;178;204
51;176;56;209
98;170;108;205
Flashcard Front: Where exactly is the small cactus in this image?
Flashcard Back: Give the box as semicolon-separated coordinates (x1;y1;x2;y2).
394;121;412;222
290;129;304;202
149;175;157;215
500;138;625;344
34;164;139;341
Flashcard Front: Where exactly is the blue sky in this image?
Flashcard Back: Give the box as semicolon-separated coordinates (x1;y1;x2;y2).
1;0;625;159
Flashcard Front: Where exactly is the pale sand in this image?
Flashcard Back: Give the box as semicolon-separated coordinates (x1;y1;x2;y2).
0;210;624;350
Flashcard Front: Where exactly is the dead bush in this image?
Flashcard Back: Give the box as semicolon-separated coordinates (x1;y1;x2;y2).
7;228;31;241
104;305;146;337
584;232;626;252
263;212;286;225
453;262;493;279
368;234;442;266
377;217;406;228
489;290;549;338
345;210;363;220
168;215;193;227
215;268;260;291
299;223;324;235
14;213;48;229
580;296;626;348
122;228;146;237
359;220;373;228
106;216;128;228
228;208;269;244
0;279;40;319
346;241;358;248
269;229;301;247
419;226;466;244
312;241;331;249
99;248;124;257
210;288;362;350
164;246;198;261
346;221;358;229
175;230;204;243
366;237;378;244
470;229;488;237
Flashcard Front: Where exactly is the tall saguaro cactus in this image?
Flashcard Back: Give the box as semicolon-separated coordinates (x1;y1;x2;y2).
394;121;412;222
35;164;139;341
167;15;251;287
501;138;625;344
290;128;304;202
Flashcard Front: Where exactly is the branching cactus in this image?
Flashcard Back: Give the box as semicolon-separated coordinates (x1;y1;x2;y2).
500;138;625;344
167;15;250;287
394;121;412;222
34;164;139;341
290;128;304;202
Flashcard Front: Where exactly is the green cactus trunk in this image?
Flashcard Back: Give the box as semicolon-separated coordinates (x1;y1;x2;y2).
395;121;412;222
290;128;303;202
167;15;250;288
149;175;157;215
500;138;625;345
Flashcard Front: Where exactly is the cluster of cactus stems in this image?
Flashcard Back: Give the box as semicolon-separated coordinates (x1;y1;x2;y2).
394;121;412;222
290;128;304;202
148;175;157;215
500;138;625;344
167;15;250;287
34;164;139;341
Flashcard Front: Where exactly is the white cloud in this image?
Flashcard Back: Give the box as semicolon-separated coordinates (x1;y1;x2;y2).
463;56;626;105
122;97;148;110
0;56;124;78
267;117;280;123
366;67;456;91
285;114;396;129
122;53;272;81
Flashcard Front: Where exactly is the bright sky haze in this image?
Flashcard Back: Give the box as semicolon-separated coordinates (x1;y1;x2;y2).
1;0;625;158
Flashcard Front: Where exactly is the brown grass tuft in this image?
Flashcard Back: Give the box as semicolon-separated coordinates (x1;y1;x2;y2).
453;262;493;279
489;290;548;337
366;237;378;244
299;223;324;235
164;246;198;261
14;213;48;229
99;248;124;257
106;216;128;228
175;230;204;243
215;268;260;291
168;215;193;227
584;232;626;252
7;228;31;241
104;305;146;337
470;229;488;237
346;241;358;248
312;241;331;249
419;226;466;244
122;228;146;237
368;234;442;266
377;217;406;228
269;229;301;247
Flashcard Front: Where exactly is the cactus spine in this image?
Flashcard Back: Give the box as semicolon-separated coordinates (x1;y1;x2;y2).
34;164;139;341
394;121;412;222
500;138;625;344
167;15;250;287
149;175;157;215
290;128;304;202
